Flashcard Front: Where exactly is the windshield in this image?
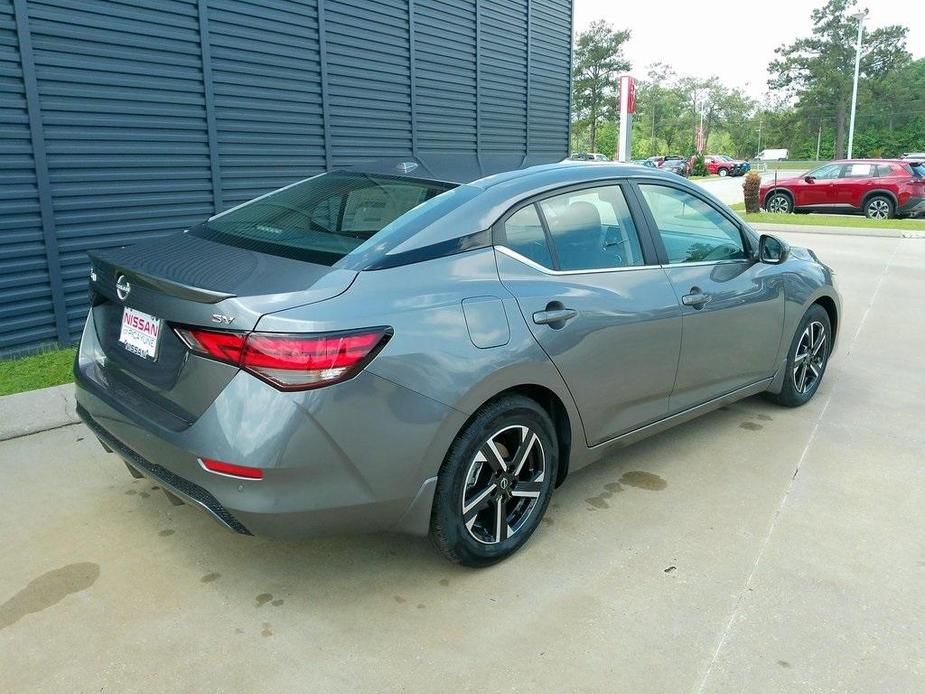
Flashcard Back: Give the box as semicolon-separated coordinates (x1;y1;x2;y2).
191;172;456;265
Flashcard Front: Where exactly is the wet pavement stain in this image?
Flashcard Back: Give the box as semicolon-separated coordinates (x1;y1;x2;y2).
585;495;610;509
0;563;100;631
150;486;160;491
124;489;137;495
261;622;273;637
756;414;773;421
438;579;450;587
740;421;764;431
271;599;283;607
393;595;406;604
158;529;175;537
416;603;426;609
201;573;220;583
255;593;273;607
777;660;792;668
139;492;150;498
619;471;666;490
542;517;554;525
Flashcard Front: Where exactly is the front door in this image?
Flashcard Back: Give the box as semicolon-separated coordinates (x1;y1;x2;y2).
634;182;785;412
494;182;682;445
797;162;844;207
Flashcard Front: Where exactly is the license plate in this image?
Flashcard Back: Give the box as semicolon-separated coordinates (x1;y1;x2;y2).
119;306;162;360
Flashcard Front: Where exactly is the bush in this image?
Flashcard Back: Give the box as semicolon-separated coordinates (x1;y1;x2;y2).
742;171;762;214
690;154;708;177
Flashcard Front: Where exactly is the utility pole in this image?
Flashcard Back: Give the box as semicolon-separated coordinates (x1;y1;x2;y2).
816;122;822;161
847;10;867;159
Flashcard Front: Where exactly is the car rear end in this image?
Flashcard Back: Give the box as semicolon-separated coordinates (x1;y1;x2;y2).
899;160;925;217
74;170;473;537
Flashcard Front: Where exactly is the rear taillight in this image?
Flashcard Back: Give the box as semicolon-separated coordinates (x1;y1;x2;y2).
174;326;391;391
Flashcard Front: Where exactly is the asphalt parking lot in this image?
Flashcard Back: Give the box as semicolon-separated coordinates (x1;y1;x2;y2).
2;232;923;693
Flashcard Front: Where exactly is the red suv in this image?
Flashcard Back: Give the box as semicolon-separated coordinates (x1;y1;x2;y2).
760;159;925;219
704;155;747;177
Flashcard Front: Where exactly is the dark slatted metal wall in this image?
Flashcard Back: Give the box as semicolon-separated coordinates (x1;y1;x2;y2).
0;0;572;357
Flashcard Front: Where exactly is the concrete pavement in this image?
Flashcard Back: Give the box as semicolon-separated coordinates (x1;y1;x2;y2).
1;233;923;693
694;170;800;205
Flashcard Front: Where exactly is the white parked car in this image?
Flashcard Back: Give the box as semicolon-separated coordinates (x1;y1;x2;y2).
755;149;789;161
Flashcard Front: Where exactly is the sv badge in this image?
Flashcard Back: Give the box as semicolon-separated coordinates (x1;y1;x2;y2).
211;314;236;325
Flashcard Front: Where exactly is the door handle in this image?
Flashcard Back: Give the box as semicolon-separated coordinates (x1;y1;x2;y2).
681;289;712;308
533;308;578;326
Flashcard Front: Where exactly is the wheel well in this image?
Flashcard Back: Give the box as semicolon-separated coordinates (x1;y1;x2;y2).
861;190;897;209
482;384;572;488
813;296;838;345
764;188;793;205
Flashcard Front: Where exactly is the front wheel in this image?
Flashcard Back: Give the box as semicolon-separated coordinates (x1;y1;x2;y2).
766;192;792;214
429;396;558;567
718;168;728;177
765;305;832;408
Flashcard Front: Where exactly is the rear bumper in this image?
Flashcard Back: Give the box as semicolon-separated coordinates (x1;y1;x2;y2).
899;196;925;216
74;313;464;538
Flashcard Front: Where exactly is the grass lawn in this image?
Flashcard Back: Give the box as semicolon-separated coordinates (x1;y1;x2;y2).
0;347;77;396
741;212;925;231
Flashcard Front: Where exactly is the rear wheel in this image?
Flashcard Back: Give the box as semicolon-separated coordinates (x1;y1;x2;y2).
718;167;728;177
765;305;832;408
766;192;792;214
430;395;557;567
864;195;894;219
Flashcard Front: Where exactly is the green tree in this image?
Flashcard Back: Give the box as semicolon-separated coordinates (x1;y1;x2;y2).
768;0;909;158
571;21;631;154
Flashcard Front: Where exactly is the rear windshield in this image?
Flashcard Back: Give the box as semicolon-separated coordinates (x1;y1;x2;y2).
191;172;456;265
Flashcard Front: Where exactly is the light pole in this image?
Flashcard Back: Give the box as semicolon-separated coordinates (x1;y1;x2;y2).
847;10;867;159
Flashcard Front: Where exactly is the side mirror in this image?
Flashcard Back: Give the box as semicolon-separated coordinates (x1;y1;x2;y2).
804;175;815;183
758;234;789;264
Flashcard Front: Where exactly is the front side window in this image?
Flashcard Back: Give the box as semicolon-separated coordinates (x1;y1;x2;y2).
807;164;843;180
193;173;455;265
536;185;645;271
638;184;747;264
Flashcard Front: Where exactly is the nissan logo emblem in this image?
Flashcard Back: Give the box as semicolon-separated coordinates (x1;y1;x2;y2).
115;274;131;301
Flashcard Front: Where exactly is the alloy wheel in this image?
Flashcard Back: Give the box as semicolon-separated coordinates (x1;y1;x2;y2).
792;320;826;394
767;194;791;213
866;199;890;219
461;424;545;544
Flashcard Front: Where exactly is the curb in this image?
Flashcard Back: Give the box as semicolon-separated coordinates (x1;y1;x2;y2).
0;383;80;442
749;222;925;239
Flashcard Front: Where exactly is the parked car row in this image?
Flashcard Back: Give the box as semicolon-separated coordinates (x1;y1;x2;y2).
759;158;925;219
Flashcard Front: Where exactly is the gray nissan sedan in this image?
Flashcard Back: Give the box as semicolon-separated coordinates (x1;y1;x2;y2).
75;159;840;566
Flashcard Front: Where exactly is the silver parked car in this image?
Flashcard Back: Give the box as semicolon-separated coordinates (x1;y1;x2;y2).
76;159;841;566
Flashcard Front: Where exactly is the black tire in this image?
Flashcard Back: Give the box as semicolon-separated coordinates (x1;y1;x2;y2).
766;192;792;214
429;395;558;567
765;304;832;408
718;167;728;177
864;195;894;219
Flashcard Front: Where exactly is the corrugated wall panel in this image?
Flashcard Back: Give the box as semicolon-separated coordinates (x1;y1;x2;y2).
28;0;213;342
0;0;572;355
0;0;56;354
324;0;412;165
209;0;325;206
479;0;527;151
529;0;570;155
413;0;476;153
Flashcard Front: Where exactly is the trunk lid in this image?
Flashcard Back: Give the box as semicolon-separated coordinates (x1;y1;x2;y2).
85;231;357;423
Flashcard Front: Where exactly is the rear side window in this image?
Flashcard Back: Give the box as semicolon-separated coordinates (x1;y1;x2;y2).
875;164;895;177
193;173;455;265
503;205;554;268
538;185;645;270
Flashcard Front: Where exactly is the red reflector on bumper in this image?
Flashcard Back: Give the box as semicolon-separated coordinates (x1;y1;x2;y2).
198;457;263;480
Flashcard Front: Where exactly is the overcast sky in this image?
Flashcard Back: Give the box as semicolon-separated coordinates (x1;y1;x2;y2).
573;0;925;98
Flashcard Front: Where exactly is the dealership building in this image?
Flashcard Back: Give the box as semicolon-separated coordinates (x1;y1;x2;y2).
0;0;572;355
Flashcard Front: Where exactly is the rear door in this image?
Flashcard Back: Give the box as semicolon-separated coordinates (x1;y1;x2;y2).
494;182;682;445
633;182;784;412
